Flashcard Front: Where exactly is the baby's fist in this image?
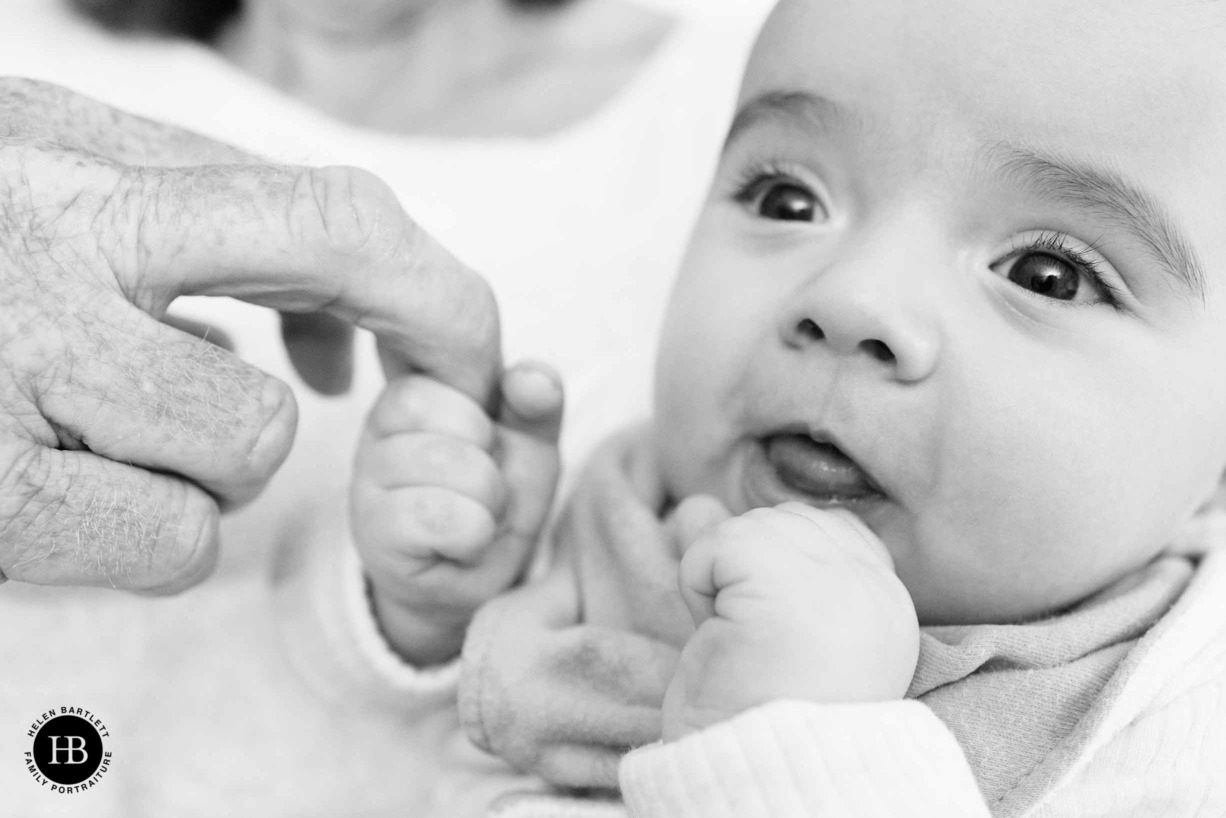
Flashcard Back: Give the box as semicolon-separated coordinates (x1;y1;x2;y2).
352;363;563;665
663;503;919;741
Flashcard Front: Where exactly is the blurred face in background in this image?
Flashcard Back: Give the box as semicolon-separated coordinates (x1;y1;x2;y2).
252;0;444;37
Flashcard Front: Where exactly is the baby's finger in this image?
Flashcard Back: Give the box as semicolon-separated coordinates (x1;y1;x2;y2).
484;362;564;586
498;361;563;444
667;494;734;558
356;432;506;516
532;744;624;790
366;375;494;448
352;486;496;570
676;531;722;627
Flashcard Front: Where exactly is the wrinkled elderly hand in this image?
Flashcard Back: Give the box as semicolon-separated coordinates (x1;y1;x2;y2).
0;78;500;592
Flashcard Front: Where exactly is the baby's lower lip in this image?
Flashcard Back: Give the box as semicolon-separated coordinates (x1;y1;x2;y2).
742;433;886;508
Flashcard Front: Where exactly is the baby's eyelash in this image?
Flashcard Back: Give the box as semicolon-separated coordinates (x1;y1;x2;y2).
729;160;814;204
1005;231;1123;309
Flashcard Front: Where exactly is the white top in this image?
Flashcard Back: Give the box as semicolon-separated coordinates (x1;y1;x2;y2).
0;1;766;815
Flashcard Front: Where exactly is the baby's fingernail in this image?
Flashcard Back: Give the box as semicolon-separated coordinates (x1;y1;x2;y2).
507;366;561;414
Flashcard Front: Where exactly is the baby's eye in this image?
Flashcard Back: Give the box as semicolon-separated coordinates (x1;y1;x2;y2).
733;168;828;223
1005;252;1083;301
756;182;821;222
992;233;1121;308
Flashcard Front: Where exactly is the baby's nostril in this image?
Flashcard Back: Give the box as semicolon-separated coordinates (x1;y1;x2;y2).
861;338;895;364
796;318;824;342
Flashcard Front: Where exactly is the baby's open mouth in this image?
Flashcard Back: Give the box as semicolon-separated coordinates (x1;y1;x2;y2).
762;432;884;503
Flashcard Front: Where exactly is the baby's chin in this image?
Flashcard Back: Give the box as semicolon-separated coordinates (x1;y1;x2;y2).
903;552;1162;628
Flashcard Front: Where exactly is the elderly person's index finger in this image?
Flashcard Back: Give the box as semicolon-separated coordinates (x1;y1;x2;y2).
103;163;502;405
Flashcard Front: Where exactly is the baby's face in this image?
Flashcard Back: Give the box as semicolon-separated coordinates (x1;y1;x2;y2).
654;0;1226;624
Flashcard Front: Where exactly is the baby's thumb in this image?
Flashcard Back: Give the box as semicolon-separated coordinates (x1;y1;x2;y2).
492;362;564;569
497;361;563;444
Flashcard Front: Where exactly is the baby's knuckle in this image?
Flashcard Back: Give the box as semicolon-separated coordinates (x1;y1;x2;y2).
531;750;575;786
380;377;439;430
713;514;759;541
416;433;473;473
405;489;470;542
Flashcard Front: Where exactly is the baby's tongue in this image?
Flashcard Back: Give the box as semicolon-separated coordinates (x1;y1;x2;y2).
765;433;876;499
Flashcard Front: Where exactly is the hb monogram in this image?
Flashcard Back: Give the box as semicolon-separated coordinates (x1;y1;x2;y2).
47;736;89;765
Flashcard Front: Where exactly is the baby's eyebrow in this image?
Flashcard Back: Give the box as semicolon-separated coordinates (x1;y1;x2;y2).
725;90;864;148
985;142;1207;305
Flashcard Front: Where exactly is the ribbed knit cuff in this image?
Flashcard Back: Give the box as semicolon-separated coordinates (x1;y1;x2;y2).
337;539;462;695
620;700;988;818
275;527;458;712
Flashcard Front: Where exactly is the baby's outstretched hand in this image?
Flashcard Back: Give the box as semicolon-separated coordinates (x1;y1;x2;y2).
663;502;919;741
351;363;563;666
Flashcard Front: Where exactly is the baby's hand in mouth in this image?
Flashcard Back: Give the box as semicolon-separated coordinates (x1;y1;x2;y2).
662;503;919;742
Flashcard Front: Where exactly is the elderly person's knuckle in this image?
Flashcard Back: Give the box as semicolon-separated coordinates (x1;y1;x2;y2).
96;168;178;309
1;147;106;264
0;76;35;100
0;77;62;107
0;78;56;135
83;473;213;590
138;333;295;489
302;165;403;261
0;444;57;551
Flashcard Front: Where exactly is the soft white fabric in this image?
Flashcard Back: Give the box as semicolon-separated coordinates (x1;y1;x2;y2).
0;2;764;815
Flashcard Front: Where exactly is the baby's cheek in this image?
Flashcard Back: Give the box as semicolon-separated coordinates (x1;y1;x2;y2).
909;404;1183;622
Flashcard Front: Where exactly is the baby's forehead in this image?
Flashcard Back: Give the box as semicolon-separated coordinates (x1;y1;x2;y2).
740;0;1226;290
747;0;1226;127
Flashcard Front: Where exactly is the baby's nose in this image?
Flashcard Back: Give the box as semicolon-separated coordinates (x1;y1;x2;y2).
789;317;898;366
778;286;938;382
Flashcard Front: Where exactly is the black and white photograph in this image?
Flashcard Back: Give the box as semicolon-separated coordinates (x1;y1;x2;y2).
1;0;1224;815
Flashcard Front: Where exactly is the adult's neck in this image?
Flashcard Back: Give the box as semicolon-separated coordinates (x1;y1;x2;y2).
216;0;545;131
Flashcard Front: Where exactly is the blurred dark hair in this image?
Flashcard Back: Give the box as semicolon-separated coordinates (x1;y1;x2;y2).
68;0;572;41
